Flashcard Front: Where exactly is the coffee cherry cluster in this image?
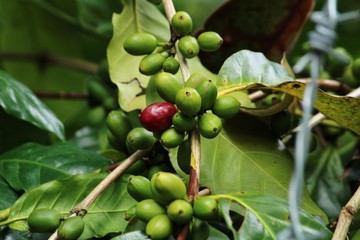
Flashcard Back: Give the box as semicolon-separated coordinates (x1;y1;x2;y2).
139;71;240;149
122;10;222;77
126;171;221;239
27;208;85;240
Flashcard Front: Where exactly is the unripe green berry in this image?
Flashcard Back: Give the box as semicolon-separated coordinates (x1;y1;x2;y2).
197;31;223;52
167;199;193;224
160;127;185;148
146;214;173;239
178;36;199;59
123;32;157;56
28;208;61;233
126;127;156;150
193;196;219;221
212;95;240;119
127;175;154;201
172;112;197;132
162;57;180;74
135;199;166;222
175;87;202;117
57;216;85;240
155;72;183;103
198;113;222;138
171;11;193;36
139;53;166;76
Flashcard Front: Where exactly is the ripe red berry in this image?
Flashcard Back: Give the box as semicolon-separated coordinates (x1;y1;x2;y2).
140;102;177;132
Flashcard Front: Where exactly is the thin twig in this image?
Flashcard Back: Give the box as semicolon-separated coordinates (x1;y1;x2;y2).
48;148;152;240
332;186;360;240
0;52;99;74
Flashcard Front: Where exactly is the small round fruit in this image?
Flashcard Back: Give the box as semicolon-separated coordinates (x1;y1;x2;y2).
172;112;196;132
140;102;177;132
197;31;223;52
135;199;166;222
171;11;193;36
196;79;218;111
126;127;157;150
57;216;85;240
193;196;219;221
185;72;207;89
175;87;202;117
28;208;61;233
167;199;193;224
146;214;173;239
155;72;183;103
162;57;180;74
177;139;191;174
150;171;187;204
189;218;210;240
198;113;222;139
127;175;154;201
124;205;136;221
123;32;157;56
106;110;132;144
160;127;185;148
178;36;200;59
212;95;240;119
139;53;166;76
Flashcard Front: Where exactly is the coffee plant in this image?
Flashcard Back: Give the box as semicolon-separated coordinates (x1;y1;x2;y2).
0;0;360;239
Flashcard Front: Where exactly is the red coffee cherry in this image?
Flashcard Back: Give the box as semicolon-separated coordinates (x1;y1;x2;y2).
140;102;177;132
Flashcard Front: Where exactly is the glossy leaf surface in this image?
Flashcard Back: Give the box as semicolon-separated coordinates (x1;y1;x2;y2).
215;192;332;239
107;0;170;111
1;173;136;239
0;70;65;141
0;142;110;191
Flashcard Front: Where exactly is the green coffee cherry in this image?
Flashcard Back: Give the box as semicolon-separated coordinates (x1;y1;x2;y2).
172;112;197;132
107;131;125;151
260;93;281;107
167;199;193;224
196;79;218;111
127;175;154;201
147;164;173;180
198;113;222;139
151;171;187;204
193;196;218;221
106;110;132;145
212;95;240;119
162;57;180;74
155;72;183;103
123;32;157;56
175;87;202;117
145;214;173;239
177;139;191;174
189;218;210;240
28;208;61;233
135;199;166;222
139;53;166;76
57;216;85;240
126;127;156;150
160;127;185;148
197;31;223;52
171;11;193;36
352;58;360;80
178;36;200;59
185;72;207;88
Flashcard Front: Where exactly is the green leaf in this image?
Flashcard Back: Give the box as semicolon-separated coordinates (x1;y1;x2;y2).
200;113;327;221
306;146;351;221
214;192;332;240
107;0;170;111
1;173;136;239
0;142;110;191
0;70;65;141
0;177;18;210
217;50;360;135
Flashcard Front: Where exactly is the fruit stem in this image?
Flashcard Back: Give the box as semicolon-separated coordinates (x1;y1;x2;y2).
162;0;191;82
187;128;201;201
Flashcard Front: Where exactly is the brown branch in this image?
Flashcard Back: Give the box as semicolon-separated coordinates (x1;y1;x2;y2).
0;52;98;74
332;186;360;240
